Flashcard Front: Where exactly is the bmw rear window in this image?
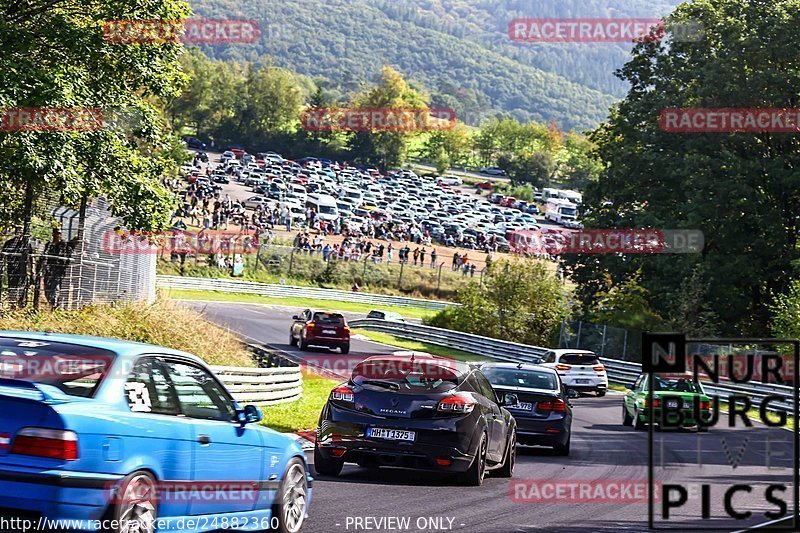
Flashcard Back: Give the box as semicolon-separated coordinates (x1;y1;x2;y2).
652;376;704;394
0;338;116;398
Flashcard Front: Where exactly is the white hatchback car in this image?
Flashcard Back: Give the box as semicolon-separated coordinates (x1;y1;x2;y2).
539;349;608;396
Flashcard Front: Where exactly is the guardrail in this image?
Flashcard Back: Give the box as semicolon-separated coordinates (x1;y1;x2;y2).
212;365;302;406
349;319;795;414
348;318;549;363
157;275;456;311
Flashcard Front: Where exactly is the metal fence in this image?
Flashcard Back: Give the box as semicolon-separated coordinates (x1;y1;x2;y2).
0;198;156;311
558;320;642;362
157;275;456;311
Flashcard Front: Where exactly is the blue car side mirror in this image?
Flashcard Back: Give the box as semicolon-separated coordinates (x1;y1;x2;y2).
237;405;263;426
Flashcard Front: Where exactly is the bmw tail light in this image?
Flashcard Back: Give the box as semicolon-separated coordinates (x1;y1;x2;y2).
330;385;354;403
700;400;710;410
11;428;78;460
538;399;567;412
437;394;475;414
645;398;661;408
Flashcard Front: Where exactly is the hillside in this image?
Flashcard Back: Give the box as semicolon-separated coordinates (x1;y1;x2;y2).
190;0;682;131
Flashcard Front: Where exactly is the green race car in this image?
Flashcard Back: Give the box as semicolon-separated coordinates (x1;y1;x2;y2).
623;374;712;431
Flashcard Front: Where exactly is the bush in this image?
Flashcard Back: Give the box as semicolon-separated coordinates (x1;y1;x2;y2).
424;259;569;345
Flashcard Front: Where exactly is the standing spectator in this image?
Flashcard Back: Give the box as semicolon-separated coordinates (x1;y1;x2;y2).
2;228;33;308
412;247;420;266
470;264;477;277
430;249;437;268
387;242;394;263
39;229;76;308
452;252;460;271
419;248;426;266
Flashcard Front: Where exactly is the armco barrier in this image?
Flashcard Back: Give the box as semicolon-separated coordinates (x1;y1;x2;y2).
349;320;794;414
157;275;455;311
212;365;302;406
348;318;549;363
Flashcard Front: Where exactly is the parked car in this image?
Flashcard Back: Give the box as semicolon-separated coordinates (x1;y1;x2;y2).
480;167;507;176
182;136;207;150
623;373;712;431
290;310;350;353
366;310;405;322
0;332;311;533
475;182;494;191
481;363;577;455
242;196;269;210
437;176;463;187
315;353;517;485
539;349;608;396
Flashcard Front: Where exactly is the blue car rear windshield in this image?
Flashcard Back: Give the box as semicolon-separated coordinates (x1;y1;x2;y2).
0;337;116;398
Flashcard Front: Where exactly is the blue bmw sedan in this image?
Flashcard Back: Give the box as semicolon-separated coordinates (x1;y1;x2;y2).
0;332;311;532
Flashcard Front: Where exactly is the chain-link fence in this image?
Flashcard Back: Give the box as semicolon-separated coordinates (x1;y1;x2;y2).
558;320;643;362
0;197;156;311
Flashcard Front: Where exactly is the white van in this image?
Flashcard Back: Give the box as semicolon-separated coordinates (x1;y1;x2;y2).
558;190;583;205
307;194;340;222
545;198;579;225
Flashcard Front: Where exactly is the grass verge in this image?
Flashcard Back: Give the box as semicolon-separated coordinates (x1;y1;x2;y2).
352;329;487;362
162;288;438;320
0;299;253;367
263;372;338;433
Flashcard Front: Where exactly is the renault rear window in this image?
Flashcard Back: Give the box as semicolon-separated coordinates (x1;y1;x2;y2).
351;359;460;394
0;338;116;398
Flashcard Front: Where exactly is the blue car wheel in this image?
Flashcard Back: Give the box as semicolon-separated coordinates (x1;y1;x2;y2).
111;471;157;533
273;458;308;533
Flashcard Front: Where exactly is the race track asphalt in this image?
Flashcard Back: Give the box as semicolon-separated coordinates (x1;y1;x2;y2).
189;300;797;532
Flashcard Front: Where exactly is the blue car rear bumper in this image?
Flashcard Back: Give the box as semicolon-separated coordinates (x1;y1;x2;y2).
0;466;123;530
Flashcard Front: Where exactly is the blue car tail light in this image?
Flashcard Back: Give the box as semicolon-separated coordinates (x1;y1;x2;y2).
11;427;78;460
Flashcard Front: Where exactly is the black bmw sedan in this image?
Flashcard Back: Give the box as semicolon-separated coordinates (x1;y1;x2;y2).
481;363;576;455
314;353;517;485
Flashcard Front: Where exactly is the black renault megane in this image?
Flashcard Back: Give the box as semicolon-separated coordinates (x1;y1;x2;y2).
481;362;576;455
314;353;517;485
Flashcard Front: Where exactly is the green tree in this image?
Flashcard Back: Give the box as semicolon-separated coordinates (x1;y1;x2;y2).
591;271;663;331
0;0;188;232
349;66;428;167
432;147;449;175
505;151;556;187
426;259;569;345
769;279;800;340
564;0;800;336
